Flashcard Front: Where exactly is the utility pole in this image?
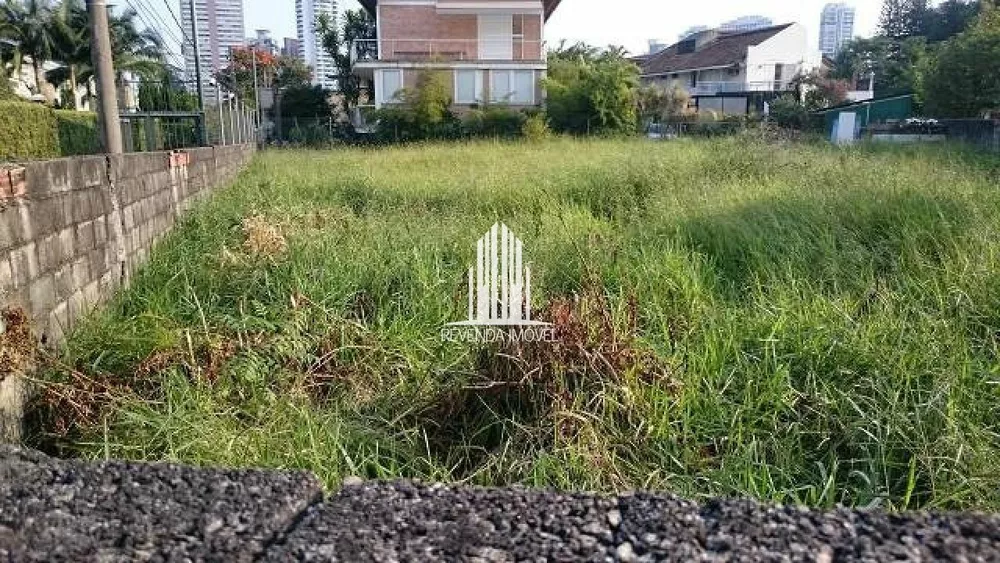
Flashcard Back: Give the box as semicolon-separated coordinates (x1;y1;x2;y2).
251;48;260;143
188;0;207;145
86;0;122;154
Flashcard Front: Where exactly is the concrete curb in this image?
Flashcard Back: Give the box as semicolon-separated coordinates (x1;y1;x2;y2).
2;447;998;562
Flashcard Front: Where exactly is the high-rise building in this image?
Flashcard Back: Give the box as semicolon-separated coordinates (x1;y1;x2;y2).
249;29;278;56
679;16;772;41
819;3;855;56
719;15;773;33
296;0;338;89
282;38;301;59
180;0;246;101
678;25;709;41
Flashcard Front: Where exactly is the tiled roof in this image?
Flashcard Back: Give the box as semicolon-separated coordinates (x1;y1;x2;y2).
641;24;793;76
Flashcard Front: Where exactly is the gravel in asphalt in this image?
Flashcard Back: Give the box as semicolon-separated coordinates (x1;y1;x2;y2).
3;446;1000;562
0;446;322;562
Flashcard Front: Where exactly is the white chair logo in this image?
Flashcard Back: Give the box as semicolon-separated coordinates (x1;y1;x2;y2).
442;223;554;342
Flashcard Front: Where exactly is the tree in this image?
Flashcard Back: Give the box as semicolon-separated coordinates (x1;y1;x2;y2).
880;0;929;39
279;84;331;118
1;0;57;101
106;6;165;79
544;44;639;134
317;8;376;118
46;0;89;108
269;55;314;139
794;70;850;111
636;83;690;124
41;0;166;108
215;46;278;108
831;35;927;97
922;7;1000;117
921;0;981;42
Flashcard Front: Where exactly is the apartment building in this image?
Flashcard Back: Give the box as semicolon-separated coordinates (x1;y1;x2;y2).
352;0;562;111
819;3;856;56
180;0;246;100
296;0;338;89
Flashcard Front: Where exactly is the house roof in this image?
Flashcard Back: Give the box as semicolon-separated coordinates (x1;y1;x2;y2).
357;0;563;21
640;23;793;76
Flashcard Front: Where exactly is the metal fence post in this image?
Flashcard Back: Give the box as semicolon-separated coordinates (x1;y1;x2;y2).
143;116;157;152
229;98;237;146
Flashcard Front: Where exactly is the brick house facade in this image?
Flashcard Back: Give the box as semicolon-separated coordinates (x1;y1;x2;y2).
352;0;561;113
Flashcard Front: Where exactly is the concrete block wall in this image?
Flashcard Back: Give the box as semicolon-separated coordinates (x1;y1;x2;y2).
0;144;255;441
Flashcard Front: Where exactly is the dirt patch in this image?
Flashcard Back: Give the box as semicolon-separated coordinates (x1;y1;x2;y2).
419;284;680;477
1;308;37;375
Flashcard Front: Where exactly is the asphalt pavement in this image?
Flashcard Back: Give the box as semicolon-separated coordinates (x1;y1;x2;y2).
2;446;999;562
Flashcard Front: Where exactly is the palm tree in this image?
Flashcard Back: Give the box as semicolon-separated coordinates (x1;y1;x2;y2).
0;0;58;101
107;6;166;79
43;1;166;109
46;0;88;108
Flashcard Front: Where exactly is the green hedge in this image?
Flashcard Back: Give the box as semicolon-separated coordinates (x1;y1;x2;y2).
0;101;99;161
54;109;101;156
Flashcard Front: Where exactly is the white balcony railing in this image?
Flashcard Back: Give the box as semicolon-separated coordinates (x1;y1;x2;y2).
351;38;545;64
685;81;795;95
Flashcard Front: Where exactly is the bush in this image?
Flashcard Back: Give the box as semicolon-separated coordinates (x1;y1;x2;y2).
544;50;639;135
54;110;100;156
462;107;526;138
768;96;810;130
0;102;60;160
521;113;551;141
0;102;100;161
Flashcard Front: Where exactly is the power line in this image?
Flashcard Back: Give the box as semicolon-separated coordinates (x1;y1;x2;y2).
135;0;188;47
124;0;184;53
158;0;194;46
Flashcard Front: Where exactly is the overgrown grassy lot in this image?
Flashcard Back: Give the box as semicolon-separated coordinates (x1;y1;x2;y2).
31;137;1000;511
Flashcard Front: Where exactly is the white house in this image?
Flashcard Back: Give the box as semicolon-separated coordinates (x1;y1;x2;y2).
640;23;822;115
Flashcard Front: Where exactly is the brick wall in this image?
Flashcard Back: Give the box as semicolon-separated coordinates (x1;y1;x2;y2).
0;144;255;441
378;6;543;61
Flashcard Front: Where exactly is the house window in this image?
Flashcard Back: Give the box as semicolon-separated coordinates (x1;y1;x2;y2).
689;71;698;87
455;70;484;104
378;69;403;104
490;70;534;104
774;64;784;82
513;15;524;38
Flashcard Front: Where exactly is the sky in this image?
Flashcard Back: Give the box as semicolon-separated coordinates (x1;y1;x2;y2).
150;0;883;62
244;0;881;54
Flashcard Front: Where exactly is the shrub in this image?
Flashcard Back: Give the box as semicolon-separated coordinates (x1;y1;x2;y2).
462;107;526;138
54;110;100;156
544;50;639;135
0;102;100;161
768;96;810;130
521;113;551;141
0;101;60;160
373;69;457;142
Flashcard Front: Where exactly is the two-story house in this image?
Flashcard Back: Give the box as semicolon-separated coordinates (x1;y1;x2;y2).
351;0;561;119
640;23;822;115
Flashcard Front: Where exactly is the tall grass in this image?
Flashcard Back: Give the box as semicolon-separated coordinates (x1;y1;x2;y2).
29;137;1000;511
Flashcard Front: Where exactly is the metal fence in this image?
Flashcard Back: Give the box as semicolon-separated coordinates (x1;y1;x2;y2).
115;79;260;152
